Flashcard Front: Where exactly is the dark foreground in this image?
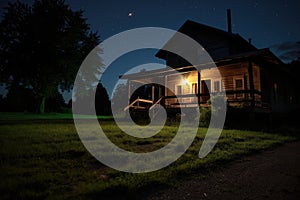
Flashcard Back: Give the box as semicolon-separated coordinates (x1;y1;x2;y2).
142;140;300;200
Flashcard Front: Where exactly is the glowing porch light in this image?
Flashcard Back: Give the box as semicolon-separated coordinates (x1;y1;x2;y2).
182;79;189;85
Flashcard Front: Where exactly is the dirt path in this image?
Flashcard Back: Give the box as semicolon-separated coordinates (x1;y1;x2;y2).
142;141;300;200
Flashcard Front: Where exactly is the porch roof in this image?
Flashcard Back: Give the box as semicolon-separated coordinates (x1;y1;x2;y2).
119;48;283;80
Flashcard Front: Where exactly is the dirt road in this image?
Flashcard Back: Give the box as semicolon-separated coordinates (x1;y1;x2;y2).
143;141;300;200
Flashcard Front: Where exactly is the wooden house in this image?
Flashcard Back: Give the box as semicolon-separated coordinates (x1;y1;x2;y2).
120;18;297;120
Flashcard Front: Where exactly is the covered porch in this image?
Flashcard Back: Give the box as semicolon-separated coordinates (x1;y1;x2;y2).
120;50;282;114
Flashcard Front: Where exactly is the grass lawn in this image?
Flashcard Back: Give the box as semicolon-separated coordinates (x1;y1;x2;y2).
0;114;297;199
0;112;113;120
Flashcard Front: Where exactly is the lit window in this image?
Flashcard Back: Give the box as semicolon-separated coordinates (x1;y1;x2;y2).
176;85;182;95
214;81;220;92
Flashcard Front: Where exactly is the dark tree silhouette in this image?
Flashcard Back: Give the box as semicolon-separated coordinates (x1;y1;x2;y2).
2;85;37;112
0;95;3;111
0;0;99;113
44;91;66;113
286;59;300;75
95;82;111;115
286;59;300;105
72;82;111;115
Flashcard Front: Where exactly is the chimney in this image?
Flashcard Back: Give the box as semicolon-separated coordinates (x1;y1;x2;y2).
227;9;232;33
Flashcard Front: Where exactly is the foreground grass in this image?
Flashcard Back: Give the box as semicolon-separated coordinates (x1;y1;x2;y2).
0;120;296;199
0;112;113;120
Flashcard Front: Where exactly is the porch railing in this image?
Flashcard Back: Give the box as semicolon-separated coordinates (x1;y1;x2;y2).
123;97;153;111
149;97;164;119
164;90;271;111
125;90;271;113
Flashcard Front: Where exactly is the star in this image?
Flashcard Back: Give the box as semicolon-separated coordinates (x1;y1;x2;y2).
128;12;133;17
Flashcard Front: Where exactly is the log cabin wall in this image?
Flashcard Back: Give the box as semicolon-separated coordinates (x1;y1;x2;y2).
164;61;263;107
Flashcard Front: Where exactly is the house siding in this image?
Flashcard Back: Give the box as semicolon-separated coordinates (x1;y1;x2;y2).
164;61;263;107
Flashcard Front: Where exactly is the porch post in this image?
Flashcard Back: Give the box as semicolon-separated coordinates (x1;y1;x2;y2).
164;75;168;106
248;61;255;109
152;84;155;102
158;86;161;99
244;74;248;99
128;80;131;105
197;71;201;106
248;60;255;122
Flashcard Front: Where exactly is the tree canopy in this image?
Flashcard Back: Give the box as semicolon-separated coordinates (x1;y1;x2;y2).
0;0;100;113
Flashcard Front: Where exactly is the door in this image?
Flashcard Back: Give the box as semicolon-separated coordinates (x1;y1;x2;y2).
201;80;211;103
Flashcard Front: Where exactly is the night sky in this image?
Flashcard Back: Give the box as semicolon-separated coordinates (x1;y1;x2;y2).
1;0;300;99
70;0;300;49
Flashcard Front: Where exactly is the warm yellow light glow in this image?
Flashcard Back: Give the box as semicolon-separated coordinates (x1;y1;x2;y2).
182;79;189;85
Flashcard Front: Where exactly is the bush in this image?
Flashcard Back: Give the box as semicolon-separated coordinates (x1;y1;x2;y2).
199;107;211;127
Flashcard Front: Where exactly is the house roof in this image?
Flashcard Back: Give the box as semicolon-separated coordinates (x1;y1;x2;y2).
119;20;285;80
156;20;257;61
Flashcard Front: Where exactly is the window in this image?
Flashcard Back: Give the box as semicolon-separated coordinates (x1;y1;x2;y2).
176;85;182;95
235;79;243;90
235;78;244;98
192;83;198;94
213;80;221;92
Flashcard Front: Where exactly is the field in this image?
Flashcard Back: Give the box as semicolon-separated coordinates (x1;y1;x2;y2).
0;113;296;199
